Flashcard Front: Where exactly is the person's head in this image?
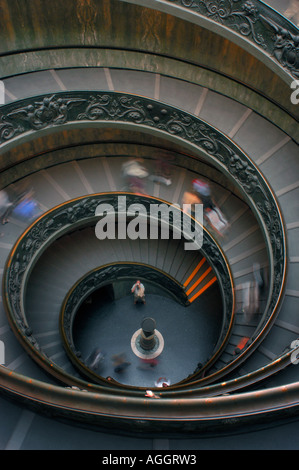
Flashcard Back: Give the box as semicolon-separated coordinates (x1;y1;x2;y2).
137;280;140;285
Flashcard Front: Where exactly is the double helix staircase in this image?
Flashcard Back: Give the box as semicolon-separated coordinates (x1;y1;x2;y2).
0;0;298;450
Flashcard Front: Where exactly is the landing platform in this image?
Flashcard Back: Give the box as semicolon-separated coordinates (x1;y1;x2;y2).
73;286;222;389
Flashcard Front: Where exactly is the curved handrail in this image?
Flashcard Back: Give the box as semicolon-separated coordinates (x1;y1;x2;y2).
0;91;287;365
0;90;292;431
3;192;235;388
0;92;287;338
1;0;298;85
127;0;299;81
59;251;231;386
0;362;299;434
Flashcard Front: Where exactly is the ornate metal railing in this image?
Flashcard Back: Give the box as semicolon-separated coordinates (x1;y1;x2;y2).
1;0;297;83
59;260;228;385
0;92;287;364
3;192;234;387
0;89;294;432
160;0;299;80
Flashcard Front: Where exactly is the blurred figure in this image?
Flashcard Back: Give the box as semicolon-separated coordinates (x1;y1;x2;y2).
240;263;264;323
234;337;249;355
240;281;252;320
155;377;170;388
0;190;13;225
145;390;160;398
181;190;202;218
86;348;105;371
131;280;146;304
138;357;159;370
112;353;131;373
149;153;172;186
204;206;229;238
192;177;229;237
12;188;42;223
192;178;214;211
253;262;264;291
122;158;149;194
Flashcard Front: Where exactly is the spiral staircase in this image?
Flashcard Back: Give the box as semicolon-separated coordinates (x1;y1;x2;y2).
0;0;298;450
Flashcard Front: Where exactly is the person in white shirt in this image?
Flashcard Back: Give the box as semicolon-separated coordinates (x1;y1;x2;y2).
131;280;145;304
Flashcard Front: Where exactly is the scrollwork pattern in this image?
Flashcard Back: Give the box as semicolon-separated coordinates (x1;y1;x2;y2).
166;0;299;77
1;91;286;373
4;193;234;372
0;115;23;141
77;94;154;125
4;95;85;132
